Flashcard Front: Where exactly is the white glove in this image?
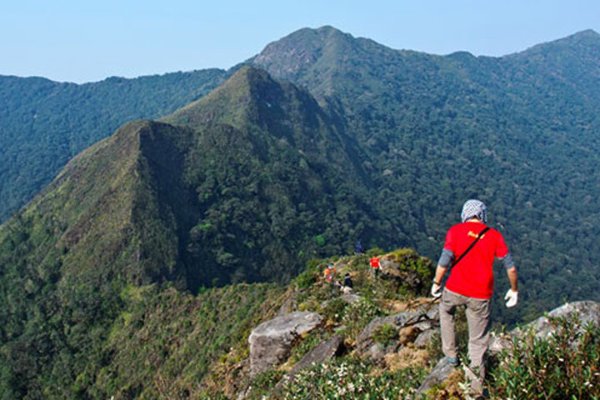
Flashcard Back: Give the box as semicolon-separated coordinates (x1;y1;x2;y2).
504;289;518;308
431;282;442;298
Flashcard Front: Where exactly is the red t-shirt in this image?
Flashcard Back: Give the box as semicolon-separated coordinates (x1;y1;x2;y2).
370;257;380;269
444;221;509;299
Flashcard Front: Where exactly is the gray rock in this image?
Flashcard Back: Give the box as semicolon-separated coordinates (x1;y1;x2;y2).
248;311;322;377
489;300;600;355
394;303;439;329
378;251;433;291
365;343;387;362
340;293;361;304
488;333;513;355
356;302;440;360
275;336;343;393
414;329;436;349
288;335;343;376
355;315;397;356
416;357;457;395
527;300;600;339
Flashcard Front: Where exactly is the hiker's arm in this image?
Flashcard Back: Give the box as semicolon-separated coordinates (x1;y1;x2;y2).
433;265;447;285
434;248;453;284
506;266;518;291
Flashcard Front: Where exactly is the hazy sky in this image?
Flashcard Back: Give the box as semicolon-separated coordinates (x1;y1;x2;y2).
2;0;598;83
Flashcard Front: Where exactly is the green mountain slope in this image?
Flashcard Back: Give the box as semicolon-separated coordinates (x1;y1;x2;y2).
251;26;600;321
0;67;391;396
0;119;192;397
0;69;226;222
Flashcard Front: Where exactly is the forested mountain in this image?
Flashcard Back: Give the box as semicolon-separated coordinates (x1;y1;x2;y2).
0;67;396;396
0;69;226;221
1;26;600;398
250;26;600;321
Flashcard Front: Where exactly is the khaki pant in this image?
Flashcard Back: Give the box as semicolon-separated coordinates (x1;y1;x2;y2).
439;288;490;381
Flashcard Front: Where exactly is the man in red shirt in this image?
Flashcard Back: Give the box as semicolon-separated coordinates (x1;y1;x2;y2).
369;256;381;277
431;199;518;395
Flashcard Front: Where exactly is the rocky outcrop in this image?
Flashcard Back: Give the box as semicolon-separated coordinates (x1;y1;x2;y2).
248;311;322;377
378;250;433;293
356;301;439;362
415;357;457;395
288;335;343;376
526;300;600;338
489;300;600;354
417;300;600;395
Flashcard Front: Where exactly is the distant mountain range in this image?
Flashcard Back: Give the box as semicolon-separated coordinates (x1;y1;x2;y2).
0;69;227;221
254;26;600;311
1;26;600;397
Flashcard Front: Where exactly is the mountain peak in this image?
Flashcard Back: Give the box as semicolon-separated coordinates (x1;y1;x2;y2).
507;28;600;59
251;26;357;81
164;66;293;129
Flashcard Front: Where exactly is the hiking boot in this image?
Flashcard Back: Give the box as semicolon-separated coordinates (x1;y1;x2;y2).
445;356;459;367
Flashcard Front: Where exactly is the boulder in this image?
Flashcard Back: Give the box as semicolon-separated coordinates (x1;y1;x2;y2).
394;303;439;328
489;300;600;354
414;329;436;349
355;302;440;360
415;357;457;395
355;314;397;357
274;335;344;393
340;293;361;304
378;250;433;293
526;300;600;339
248;311;322;376
288;335;343;376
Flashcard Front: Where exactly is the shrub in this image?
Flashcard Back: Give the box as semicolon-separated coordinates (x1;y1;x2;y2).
294;269;317;290
278;358;427;399
341;297;382;338
490;315;600;399
373;323;398;346
246;369;285;399
321;297;348;323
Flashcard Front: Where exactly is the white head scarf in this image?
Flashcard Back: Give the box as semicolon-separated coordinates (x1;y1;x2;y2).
461;199;488;223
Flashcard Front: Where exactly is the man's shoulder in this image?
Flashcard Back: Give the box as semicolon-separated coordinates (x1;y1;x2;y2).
447;223;503;237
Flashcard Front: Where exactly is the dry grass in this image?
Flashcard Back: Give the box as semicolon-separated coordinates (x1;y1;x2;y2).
384;345;430;371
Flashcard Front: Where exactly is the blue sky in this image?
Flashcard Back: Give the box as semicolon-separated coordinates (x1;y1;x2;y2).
2;0;598;83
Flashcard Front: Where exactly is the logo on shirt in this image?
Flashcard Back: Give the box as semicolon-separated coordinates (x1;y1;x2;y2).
467;231;486;239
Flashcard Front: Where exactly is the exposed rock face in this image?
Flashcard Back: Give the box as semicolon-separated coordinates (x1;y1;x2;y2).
288;335;343;376
489;300;600;354
248;311;322;376
526;300;600;338
340;293;361;304
356;301;439;361
355;314;398;361
378;250;433;293
415;357;457;395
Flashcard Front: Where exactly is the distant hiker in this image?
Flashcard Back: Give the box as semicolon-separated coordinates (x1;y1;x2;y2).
354;239;365;254
369;256;381;277
323;263;336;285
341;273;353;293
343;272;353;289
431;199;518;396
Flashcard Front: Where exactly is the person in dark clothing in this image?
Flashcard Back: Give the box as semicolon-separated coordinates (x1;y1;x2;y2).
343;273;353;289
340;272;354;294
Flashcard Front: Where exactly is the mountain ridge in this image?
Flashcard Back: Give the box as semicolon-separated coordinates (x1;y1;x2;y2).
2;26;600;398
250;25;600;323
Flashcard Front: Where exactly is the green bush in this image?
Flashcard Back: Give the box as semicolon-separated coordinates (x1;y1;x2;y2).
246;369;285;399
277;358;426;399
294;270;317;290
341;297;382;338
321;297;349;323
490;315;600;399
372;323;398;346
